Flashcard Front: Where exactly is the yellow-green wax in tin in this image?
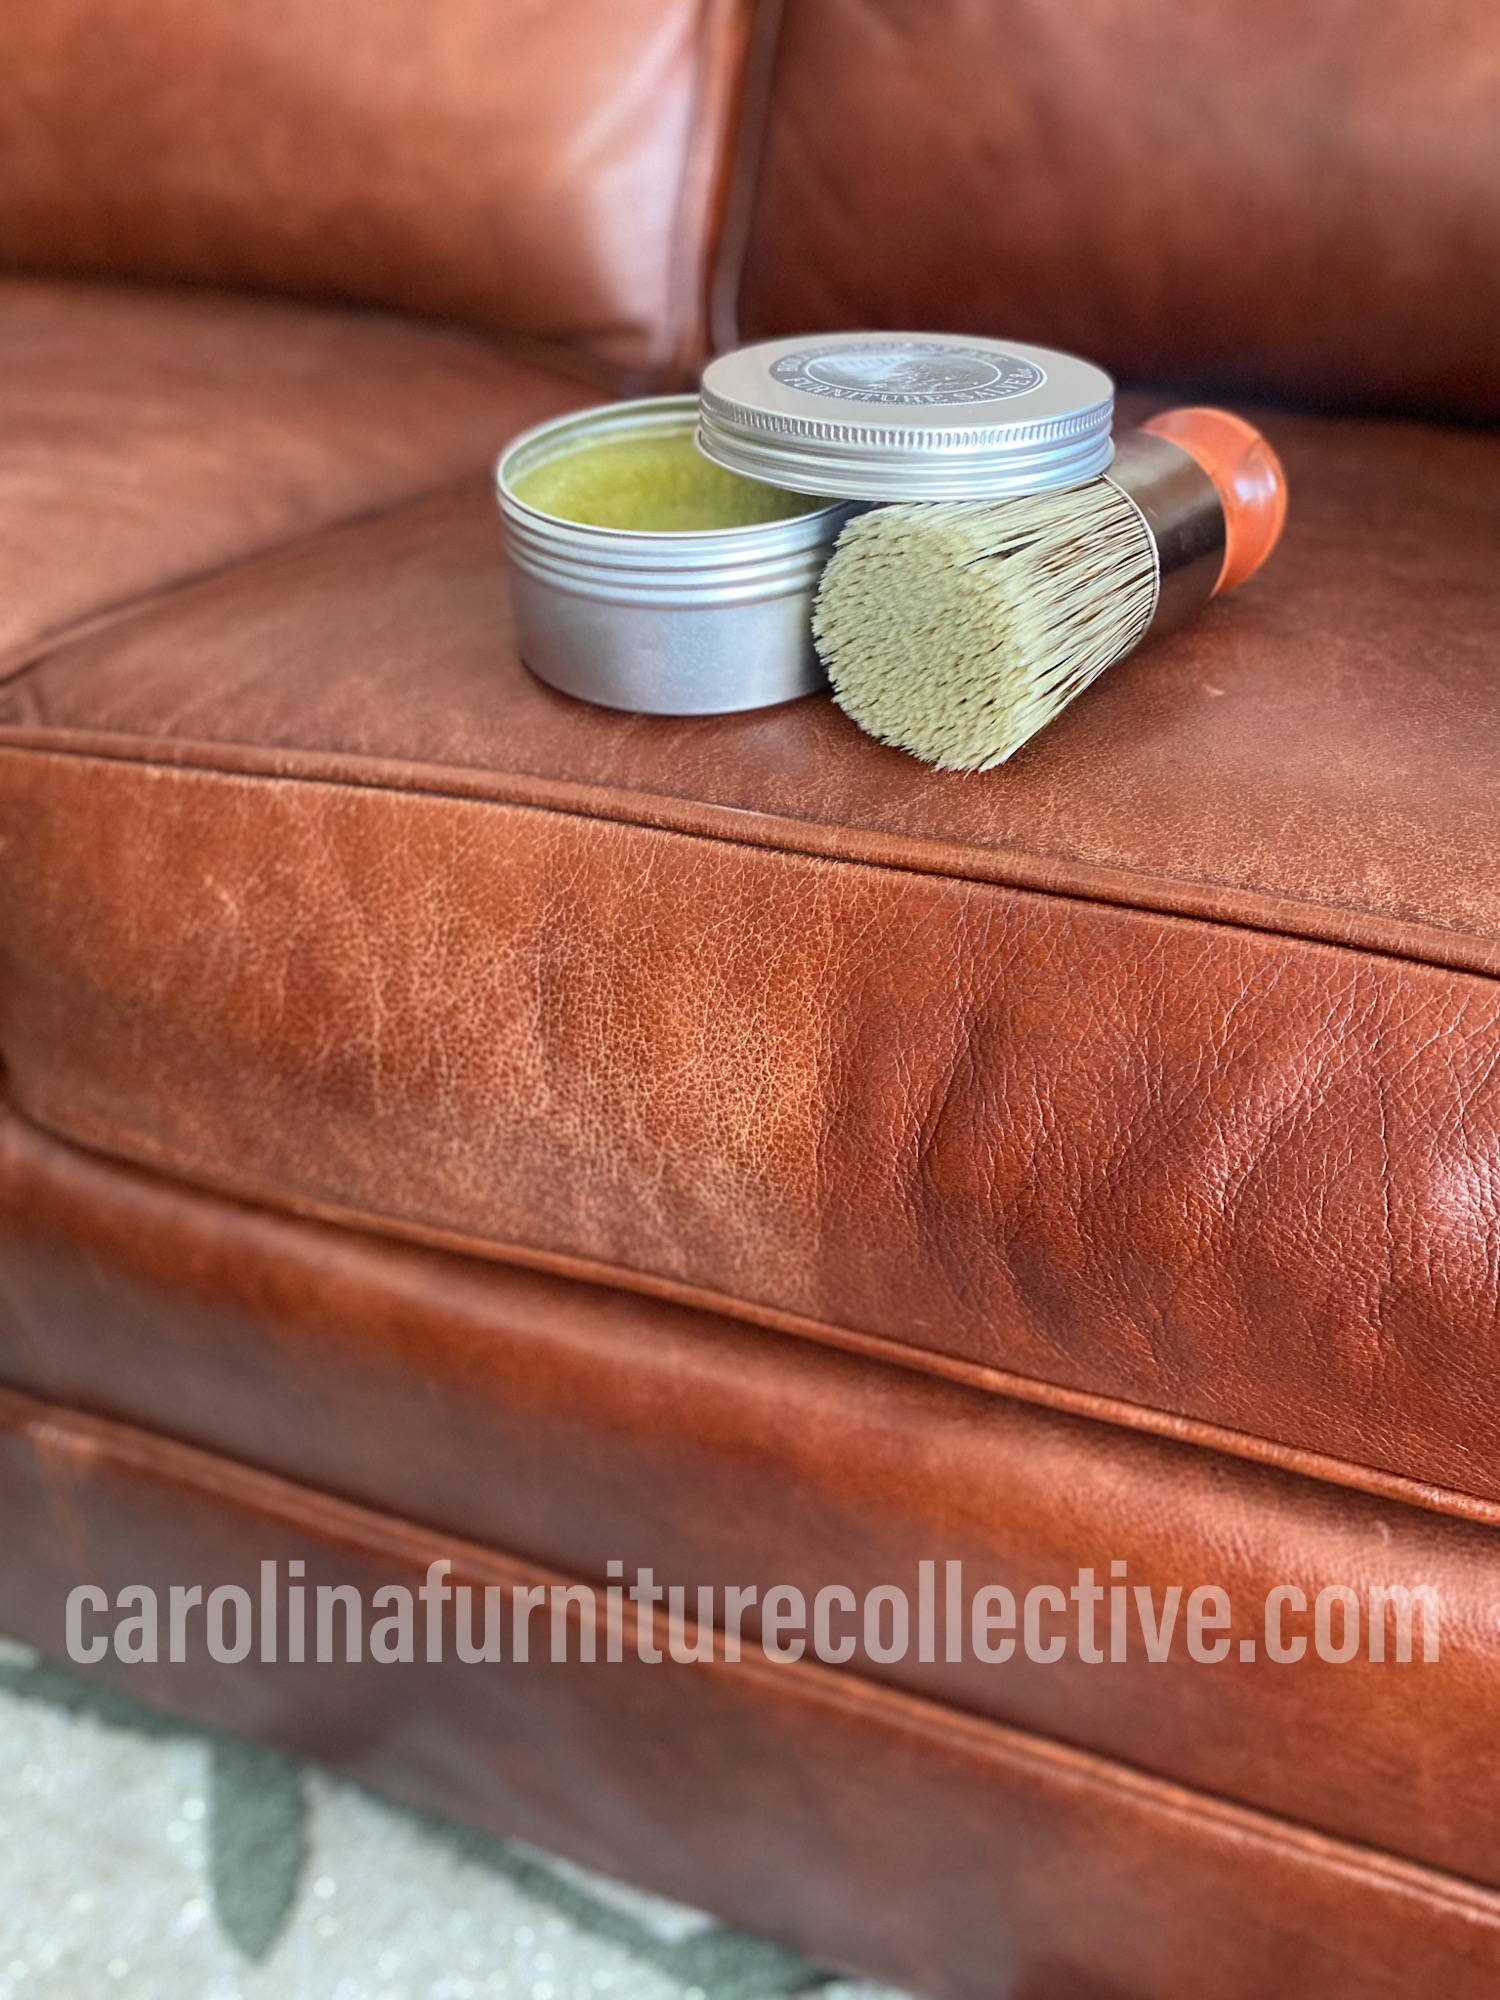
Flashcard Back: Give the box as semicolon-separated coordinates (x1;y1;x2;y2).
511;423;828;532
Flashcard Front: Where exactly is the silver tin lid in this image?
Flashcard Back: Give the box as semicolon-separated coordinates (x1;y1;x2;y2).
697;332;1114;501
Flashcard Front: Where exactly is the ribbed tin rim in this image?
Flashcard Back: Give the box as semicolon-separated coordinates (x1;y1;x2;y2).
697;335;1115;500
495;396;852;606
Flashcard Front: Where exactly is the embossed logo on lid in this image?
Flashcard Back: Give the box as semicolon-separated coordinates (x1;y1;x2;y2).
768;340;1047;407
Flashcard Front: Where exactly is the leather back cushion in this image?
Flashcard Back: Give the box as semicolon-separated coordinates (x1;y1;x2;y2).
733;0;1500;417
0;0;750;388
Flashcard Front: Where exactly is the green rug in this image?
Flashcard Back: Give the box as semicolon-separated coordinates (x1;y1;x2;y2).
0;1638;907;2000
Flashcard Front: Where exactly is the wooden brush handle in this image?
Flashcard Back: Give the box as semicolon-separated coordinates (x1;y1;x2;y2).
1140;408;1288;594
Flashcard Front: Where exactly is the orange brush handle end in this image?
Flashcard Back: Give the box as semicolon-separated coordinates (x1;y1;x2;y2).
1140;407;1288;594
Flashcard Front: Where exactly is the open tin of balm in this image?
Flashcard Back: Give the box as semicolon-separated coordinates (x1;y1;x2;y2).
496;395;853;715
495;336;1114;714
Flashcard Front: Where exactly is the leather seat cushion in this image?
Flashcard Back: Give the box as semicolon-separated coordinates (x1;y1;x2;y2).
0;276;593;670
2;1104;1498;1886
1;405;1498;1511
7;1381;1499;2000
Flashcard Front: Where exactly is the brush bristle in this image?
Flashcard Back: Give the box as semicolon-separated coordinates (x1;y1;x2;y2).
813;479;1158;770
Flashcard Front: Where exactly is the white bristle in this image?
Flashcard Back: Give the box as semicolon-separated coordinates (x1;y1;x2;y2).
813;479;1158;770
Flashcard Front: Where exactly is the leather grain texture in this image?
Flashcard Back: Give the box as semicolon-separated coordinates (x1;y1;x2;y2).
0;409;1497;1514
0;0;753;387
0;1106;1496;1886
0;277;593;669
5;1382;1500;2000
731;0;1500;417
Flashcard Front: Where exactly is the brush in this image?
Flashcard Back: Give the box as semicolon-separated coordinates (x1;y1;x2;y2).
812;407;1287;769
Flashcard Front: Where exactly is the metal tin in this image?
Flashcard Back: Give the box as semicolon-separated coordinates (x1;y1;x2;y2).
496;396;855;714
698;333;1114;501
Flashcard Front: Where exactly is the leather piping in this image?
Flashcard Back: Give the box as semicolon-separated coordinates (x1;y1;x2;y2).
1;729;1497;982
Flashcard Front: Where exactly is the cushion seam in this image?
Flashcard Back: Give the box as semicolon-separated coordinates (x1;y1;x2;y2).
658;0;760;385
0;732;1495;985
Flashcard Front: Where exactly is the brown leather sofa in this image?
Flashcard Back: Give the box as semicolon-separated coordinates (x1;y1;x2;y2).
2;3;1499;1994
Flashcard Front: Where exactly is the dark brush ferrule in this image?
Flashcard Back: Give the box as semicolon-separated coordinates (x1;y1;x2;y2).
1104;430;1227;641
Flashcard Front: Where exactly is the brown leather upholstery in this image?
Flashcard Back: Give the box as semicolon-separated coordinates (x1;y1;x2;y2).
6;1383;1500;2000
0;1104;1495;1886
731;0;1500;418
0;1398;82;1642
1;2;1497;1991
3;409;1498;1520
0;277;592;667
0;0;753;388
